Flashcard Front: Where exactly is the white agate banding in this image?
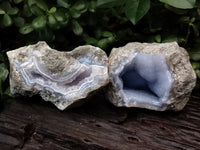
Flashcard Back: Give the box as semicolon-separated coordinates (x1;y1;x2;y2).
7;41;109;110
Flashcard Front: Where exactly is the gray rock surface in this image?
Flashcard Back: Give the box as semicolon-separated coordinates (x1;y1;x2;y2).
108;42;196;111
7;41;109;110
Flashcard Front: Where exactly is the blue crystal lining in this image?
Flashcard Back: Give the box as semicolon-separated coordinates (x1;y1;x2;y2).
118;53;174;107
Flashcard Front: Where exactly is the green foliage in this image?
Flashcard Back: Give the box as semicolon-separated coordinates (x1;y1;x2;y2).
19;24;33;34
32;15;47;29
3;14;12;27
72;20;83;35
0;0;91;39
97;0;126;8
96;0;196;24
57;0;70;8
0;0;196;34
159;0;196;9
97;0;150;24
14;0;23;4
0;52;10;99
125;0;150;24
0;64;8;82
85;31;116;49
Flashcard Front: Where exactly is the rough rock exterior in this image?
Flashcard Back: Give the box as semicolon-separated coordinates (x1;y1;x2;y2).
108;42;196;111
7;41;109;110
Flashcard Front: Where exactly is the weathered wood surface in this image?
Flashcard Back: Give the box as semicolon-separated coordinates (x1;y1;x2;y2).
0;92;200;150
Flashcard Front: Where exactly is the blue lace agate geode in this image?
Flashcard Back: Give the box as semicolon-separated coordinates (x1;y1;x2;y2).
108;42;196;111
7;42;109;110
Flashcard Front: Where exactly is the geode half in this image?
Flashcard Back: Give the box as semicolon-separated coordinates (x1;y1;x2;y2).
7;42;109;110
108;42;196;111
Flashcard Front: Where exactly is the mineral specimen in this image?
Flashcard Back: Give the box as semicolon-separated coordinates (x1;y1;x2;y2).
7;42;109;110
108;42;196;111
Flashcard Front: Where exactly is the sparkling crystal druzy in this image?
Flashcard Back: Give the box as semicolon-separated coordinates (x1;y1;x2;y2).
7;42;109;110
108;42;196;111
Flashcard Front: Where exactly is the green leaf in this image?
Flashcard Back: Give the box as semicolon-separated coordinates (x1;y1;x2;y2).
0;8;5;15
154;34;161;43
19;24;34;34
88;1;96;12
4;87;14;97
48;14;58;27
102;31;113;37
59;13;69;26
97;0;126;8
125;0;150;25
30;4;44;16
32;15;47;29
85;37;98;45
73;0;85;10
164;5;189;14
3;14;12;27
14;0;23;4
35;0;48;11
54;11;66;22
0;66;8;82
70;8;81;18
57;0;70;8
72;20;83;35
23;4;32;17
159;0;196;9
49;7;57;14
28;0;48;13
73;0;87;13
97;38;109;49
108;36;115;42
13;17;25;27
7;7;19;15
28;0;37;6
192;62;200;70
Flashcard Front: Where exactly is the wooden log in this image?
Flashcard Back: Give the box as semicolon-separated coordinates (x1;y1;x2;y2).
0;92;200;150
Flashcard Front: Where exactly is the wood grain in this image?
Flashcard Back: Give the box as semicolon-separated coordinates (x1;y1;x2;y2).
0;92;200;150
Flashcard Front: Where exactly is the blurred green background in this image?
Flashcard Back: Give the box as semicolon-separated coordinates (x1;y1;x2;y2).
0;0;199;100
